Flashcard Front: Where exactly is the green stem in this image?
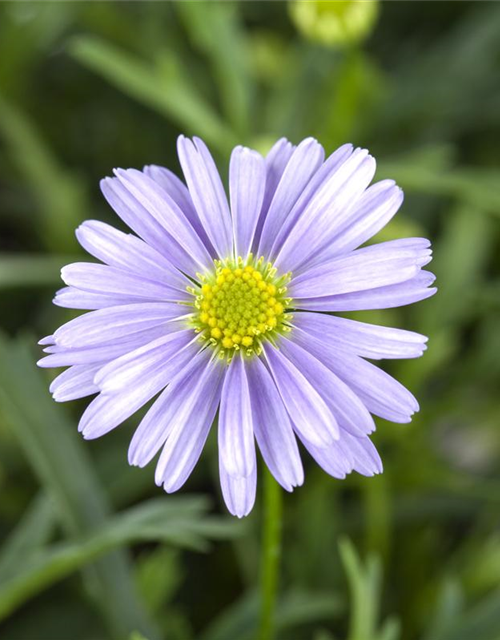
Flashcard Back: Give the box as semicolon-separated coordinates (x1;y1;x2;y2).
258;468;283;640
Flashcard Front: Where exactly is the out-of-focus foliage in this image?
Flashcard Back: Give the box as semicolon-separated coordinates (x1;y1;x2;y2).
0;2;499;639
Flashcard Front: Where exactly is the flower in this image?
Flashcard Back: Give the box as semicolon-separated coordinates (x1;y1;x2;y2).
289;0;379;49
38;136;436;517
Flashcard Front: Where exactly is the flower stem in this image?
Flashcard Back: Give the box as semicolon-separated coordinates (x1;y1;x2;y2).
258;468;283;640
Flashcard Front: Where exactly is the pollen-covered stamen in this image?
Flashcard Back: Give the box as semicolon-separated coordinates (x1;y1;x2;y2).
190;256;292;359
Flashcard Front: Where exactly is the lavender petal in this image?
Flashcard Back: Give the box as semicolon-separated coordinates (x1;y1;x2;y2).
153;353;224;492
289;239;432;299
246;356;303;491
115;168;212;270
263;343;339;446
278;335;375;437
252;137;295;250
218;354;256;478
61;263;186;301
94;329;195;394
177;135;233;259
49;364;101;402
76;220;190;292
315;180;404;262
257;137;324;258
295;270;437;311
229;146;266;258
292;312;428;360
129;348;219;467
143;164;214;253
219;459;257;518
53;302;187;349
275;148;376;273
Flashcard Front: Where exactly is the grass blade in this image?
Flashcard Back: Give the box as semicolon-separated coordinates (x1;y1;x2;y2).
0;254;80;290
0;496;241;620
69;35;237;154
0;96;87;252
0;493;55;580
0;333;159;640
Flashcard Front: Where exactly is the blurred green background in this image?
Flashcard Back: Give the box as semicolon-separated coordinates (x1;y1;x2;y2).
1;2;500;639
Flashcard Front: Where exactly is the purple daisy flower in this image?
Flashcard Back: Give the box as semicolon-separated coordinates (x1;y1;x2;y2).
38;136;436;517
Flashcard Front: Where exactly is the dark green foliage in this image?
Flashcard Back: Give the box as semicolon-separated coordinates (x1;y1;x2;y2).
0;2;499;639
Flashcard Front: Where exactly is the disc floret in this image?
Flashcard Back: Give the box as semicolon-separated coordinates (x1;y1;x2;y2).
190;255;292;360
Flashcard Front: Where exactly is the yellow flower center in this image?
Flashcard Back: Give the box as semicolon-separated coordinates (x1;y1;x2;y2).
189;257;292;360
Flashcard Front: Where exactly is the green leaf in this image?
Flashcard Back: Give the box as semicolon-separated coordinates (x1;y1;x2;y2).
378;147;500;218
376;617;401;640
199;589;342;640
461;533;500;597
373;4;500;142
425;204;495;330
129;633;150;640
339;538;382;640
0;3;76;95
0;333;159;640
428;587;500;640
69;35;237;154
0;492;56;580
135;547;183;616
316;51;386;150
422;579;464;640
313;631;336;640
0;254;79;290
339;538;400;640
0;96;87;252
176;2;251;139
265;43;327;141
0;496;240;620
